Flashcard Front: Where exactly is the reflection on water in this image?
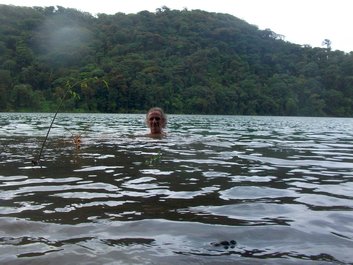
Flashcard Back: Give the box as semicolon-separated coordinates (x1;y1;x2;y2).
1;113;353;264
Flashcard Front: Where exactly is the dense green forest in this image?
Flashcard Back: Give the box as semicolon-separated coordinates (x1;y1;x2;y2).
1;4;353;116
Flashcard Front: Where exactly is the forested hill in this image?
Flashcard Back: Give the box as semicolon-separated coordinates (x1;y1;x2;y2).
1;5;353;116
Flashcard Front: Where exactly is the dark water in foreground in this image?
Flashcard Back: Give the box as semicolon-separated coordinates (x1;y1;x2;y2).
1;113;353;265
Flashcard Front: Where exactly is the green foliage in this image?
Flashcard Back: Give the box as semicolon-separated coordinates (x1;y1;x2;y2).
1;4;353;116
145;151;162;166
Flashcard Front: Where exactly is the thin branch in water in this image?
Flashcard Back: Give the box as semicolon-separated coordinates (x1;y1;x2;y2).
31;78;106;166
32;85;72;166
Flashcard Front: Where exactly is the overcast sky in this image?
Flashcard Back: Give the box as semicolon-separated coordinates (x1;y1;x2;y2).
1;0;352;53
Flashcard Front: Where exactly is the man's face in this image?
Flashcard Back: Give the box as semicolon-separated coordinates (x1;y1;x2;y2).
148;111;163;134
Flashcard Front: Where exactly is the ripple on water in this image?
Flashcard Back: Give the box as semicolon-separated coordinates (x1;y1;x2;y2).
0;175;28;182
229;175;276;183
188;203;308;222
219;186;298;200
74;165;123;172
139;169;174;175
294;194;353;208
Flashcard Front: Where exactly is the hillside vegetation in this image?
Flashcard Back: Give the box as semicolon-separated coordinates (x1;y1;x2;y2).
1;4;353;116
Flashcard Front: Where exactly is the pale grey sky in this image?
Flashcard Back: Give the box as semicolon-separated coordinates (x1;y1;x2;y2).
1;0;352;52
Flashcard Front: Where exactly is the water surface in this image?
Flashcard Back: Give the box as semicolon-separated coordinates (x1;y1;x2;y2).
1;113;353;264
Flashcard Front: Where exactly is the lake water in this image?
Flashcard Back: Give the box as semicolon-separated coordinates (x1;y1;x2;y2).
1;113;353;265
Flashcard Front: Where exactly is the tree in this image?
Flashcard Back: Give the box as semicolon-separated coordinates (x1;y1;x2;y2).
0;70;12;110
322;39;331;50
1;5;353;116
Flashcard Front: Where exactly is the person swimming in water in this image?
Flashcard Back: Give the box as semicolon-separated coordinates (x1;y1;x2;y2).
146;107;167;136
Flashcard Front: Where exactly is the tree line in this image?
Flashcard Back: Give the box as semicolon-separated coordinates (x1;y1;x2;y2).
1;4;353;116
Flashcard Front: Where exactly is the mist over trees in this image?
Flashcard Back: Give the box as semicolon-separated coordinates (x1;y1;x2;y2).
1;4;353;116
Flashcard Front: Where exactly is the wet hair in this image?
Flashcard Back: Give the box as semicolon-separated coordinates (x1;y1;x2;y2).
146;107;167;128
